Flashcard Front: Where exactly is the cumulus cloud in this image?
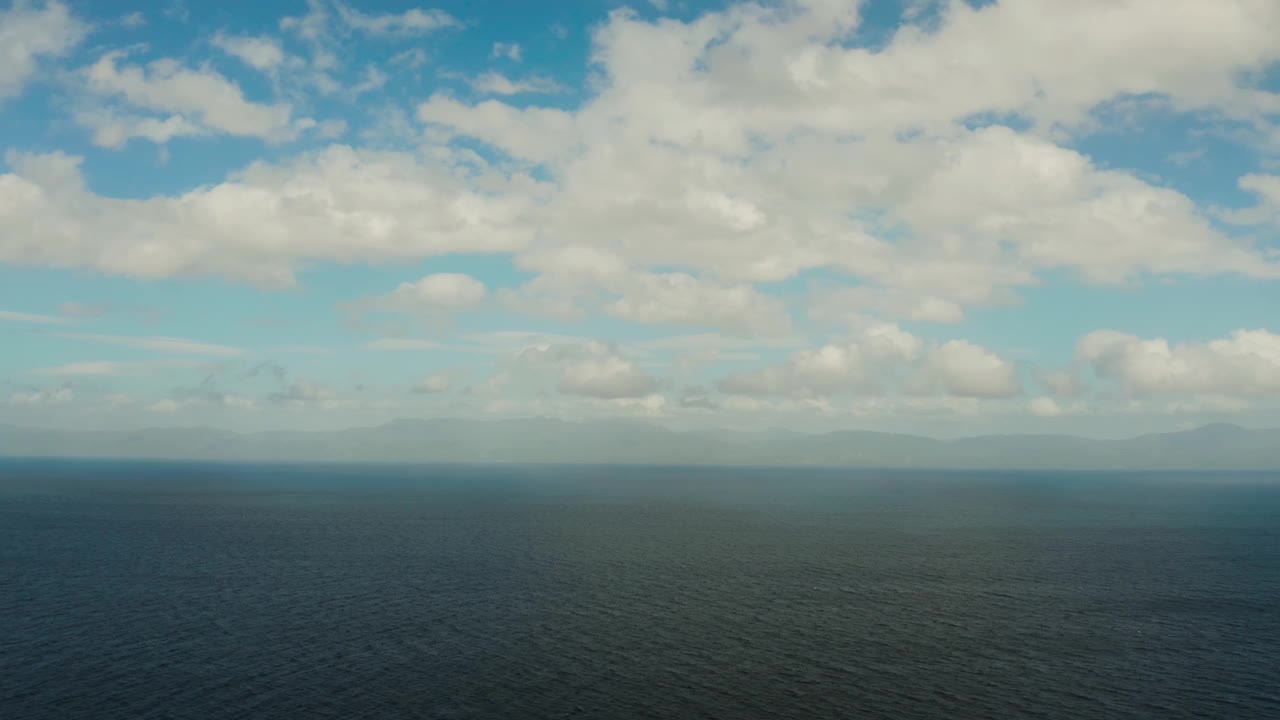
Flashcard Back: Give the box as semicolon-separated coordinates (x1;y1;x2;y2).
212;33;287;72
908;340;1024;399
1030;397;1064;418
558;353;659;399
0;147;541;287
1079;329;1280;397
508;339;660;400
78;51;303;147
503;248;793;336
413;373;453;393
0;0;87;103
413;0;1280;328
1219;174;1280;227
719;325;1020;400
718;324;923;398
364;273;488;314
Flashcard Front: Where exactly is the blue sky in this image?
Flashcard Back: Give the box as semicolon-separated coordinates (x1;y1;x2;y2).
2;0;1280;438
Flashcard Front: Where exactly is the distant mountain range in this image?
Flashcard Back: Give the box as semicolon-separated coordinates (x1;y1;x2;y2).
1;419;1277;470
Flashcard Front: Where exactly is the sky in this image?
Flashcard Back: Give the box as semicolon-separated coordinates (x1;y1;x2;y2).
1;0;1279;439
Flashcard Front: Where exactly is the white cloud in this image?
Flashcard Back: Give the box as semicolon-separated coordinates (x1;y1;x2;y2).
147;398;181;413
10;387;73;405
1030;397;1064;417
270;379;339;408
79;51;301;146
391;48;429;69
0;309;71;325
413;373;453;393
0;0;87;103
909;340;1023;399
719;324;1020;400
332;2;459;36
497;338;661;400
0;147;542;287
491;42;521;61
502;248;793;336
29;359;203;376
364;338;474;352
55;332;246;357
212;33;286;72
470;72;565;96
557;350;659;400
412;0;1280;330
365;273;487;313
30;361;134;376
718;323;923;398
1219;174;1280;227
1079;329;1280;397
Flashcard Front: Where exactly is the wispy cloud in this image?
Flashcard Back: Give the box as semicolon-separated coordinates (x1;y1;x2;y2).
29;359;206;376
470;72;565;96
55;333;247;357
363;338;479;352
0;310;72;325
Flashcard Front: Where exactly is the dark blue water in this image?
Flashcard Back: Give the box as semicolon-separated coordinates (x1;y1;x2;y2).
2;460;1279;719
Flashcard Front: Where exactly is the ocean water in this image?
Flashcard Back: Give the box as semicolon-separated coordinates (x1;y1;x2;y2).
1;460;1278;719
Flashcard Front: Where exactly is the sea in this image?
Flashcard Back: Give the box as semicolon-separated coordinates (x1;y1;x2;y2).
1;459;1278;719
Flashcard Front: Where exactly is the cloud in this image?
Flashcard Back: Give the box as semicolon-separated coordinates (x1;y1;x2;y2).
10;387;73;405
364;273;488;314
29;359;204;376
59;302;107;319
0;0;87;103
1038;368;1084;397
79;51;301;147
470;72;565;96
558;353;659;400
55;332;246;357
0;309;71;325
364;338;458;351
719;324;1020;400
144;398;182;413
413;373;453;393
212;33;287;72
908;340;1023;399
505;339;661;400
491;42;521;61
502;249;793;336
332;2;459;36
1079;329;1280;397
411;0;1280;329
269;379;338;408
30;361;135;376
1218;174;1280;227
0;147;541;287
390;48;429;69
1030;397;1064;417
719;324;923;398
